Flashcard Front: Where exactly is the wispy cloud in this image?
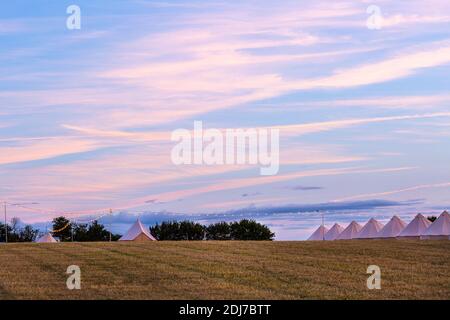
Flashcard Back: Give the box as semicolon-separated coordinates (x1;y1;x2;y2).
132;166;415;204
292;42;450;90
0;137;100;165
288;185;323;191
333;182;450;202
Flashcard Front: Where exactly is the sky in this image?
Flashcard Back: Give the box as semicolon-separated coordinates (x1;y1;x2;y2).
1;0;450;239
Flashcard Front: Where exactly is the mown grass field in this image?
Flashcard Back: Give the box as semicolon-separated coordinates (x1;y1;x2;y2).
0;240;448;300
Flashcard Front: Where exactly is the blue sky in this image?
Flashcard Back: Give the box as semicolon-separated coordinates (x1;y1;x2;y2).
1;0;450;239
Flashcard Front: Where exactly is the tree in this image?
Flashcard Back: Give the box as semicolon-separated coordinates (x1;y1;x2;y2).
73;223;89;241
0;222;39;242
18;225;39;242
52;216;72;242
179;221;205;240
110;233;122;241
427;216;437;223
230;219;274;240
10;217;20;234
0;223;13;242
151;219;274;241
150;221;205;240
86;220;111;241
71;221;119;241
206;222;231;240
151;221;176;240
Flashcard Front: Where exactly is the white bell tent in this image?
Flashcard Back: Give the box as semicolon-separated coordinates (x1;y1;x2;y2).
119;219;156;241
35;233;58;243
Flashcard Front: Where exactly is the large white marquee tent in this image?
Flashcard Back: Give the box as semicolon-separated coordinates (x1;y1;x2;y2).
421;211;450;240
355;218;384;239
376;216;406;239
307;225;328;241
336;221;362;240
324;223;344;241
397;213;431;239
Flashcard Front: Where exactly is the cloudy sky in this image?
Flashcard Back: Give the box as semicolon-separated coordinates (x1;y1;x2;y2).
1;0;450;239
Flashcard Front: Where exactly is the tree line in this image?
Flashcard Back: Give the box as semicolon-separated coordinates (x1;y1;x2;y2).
0;214;439;243
0;217;121;242
1;216;274;242
51;217;122;242
151;219;275;240
0;218;40;242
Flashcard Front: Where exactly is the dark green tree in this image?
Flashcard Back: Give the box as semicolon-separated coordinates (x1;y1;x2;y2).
73;223;89;241
151;219;274;241
230;219;274;240
52;216;72;242
0;222;39;242
151;221;178;240
179;221;205;240
206;221;231;240
0;223;13;242
86;220;111;241
5;217;21;242
150;221;205;240
110;233;122;241
18;225;39;242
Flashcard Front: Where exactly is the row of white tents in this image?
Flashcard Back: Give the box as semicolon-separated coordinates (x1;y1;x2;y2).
307;211;450;241
35;219;156;243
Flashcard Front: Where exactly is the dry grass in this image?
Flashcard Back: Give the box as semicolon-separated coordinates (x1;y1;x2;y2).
0;240;448;300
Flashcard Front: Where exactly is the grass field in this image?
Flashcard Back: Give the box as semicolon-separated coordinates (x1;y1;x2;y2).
0;240;448;300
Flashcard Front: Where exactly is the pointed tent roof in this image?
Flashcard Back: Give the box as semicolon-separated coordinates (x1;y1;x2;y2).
324;223;344;240
422;211;450;236
119;219;156;241
307;225;328;241
336;221;362;240
355;218;384;239
398;213;431;237
36;233;57;243
377;216;407;238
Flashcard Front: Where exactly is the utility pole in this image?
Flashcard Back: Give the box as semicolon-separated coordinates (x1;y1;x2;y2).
4;202;7;243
